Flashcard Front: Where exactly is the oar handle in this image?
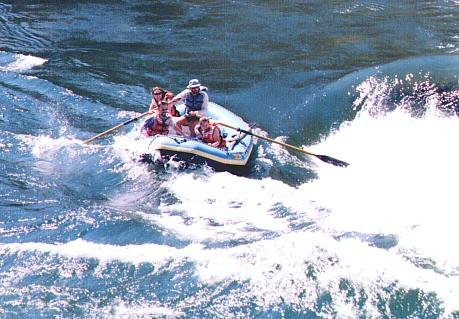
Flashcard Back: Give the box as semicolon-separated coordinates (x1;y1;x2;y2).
83;111;151;144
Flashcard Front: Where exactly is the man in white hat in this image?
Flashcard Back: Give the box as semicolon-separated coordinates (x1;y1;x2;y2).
171;79;209;137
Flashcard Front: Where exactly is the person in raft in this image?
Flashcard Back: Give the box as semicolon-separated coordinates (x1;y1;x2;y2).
194;117;226;148
164;91;180;117
141;101;174;137
170;79;208;137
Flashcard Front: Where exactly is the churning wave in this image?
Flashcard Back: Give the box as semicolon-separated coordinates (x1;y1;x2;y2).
1;52;459;317
0;51;47;72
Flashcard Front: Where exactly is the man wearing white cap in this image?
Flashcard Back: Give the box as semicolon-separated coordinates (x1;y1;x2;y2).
171;79;209;137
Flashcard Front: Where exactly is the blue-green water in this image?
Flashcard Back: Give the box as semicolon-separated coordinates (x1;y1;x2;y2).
1;1;459;318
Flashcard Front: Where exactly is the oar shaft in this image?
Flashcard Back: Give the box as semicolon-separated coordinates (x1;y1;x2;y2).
83;111;150;144
82;123;125;144
218;122;349;167
218;122;315;156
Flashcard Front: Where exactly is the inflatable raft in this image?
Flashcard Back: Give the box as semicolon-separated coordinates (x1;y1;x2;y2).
137;102;254;174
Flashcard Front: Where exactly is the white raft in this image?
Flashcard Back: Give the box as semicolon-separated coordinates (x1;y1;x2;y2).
137;102;254;173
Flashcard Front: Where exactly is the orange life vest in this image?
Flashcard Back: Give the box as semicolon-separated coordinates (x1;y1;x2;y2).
198;124;226;148
145;113;171;136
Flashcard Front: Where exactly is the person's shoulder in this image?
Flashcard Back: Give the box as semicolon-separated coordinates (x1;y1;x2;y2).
177;89;189;98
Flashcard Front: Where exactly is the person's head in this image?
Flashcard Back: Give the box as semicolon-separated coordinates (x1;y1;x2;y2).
158;104;169;119
187;79;201;94
151;86;166;101
164;91;174;104
199;116;210;129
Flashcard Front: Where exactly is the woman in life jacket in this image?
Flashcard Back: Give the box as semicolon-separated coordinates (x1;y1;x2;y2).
142;104;173;137
194;117;226;148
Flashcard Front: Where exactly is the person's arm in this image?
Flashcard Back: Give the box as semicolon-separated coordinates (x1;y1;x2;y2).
194;125;203;139
149;99;157;113
170;89;188;104
174;117;186;136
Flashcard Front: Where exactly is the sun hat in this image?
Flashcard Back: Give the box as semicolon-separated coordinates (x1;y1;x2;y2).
187;79;201;89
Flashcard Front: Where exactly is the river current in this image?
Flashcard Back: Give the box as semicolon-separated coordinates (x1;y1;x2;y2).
1;1;459;318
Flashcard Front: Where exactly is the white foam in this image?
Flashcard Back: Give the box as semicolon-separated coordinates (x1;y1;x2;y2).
188;231;459;314
289;107;459;313
0;53;47;72
144;172;327;243
104;100;459;313
23;135;78;158
131;105;459;313
108;303;185;319
26;86;455;315
306;110;459;236
1;239;202;269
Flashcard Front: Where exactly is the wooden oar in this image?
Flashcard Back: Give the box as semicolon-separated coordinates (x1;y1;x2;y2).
217;122;349;168
83;111;151;144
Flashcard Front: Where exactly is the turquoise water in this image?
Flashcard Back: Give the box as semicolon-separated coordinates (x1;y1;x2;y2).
1;1;459;318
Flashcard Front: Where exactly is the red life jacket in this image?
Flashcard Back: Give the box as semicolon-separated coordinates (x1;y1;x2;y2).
198;124;226;148
145;113;171;136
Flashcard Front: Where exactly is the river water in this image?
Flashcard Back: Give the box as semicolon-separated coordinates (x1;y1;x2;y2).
1;1;459;318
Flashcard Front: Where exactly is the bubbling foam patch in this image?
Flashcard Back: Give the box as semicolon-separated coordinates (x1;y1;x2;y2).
0;53;47;72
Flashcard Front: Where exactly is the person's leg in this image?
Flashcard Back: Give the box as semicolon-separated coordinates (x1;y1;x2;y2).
174;116;187;136
188;120;198;137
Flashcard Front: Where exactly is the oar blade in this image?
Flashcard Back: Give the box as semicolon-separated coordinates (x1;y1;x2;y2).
314;154;350;167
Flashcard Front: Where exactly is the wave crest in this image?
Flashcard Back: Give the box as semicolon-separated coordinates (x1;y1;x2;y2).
353;72;459;118
0;52;47;72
